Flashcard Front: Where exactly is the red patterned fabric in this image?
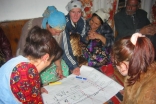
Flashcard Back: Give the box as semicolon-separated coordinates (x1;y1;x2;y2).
10;62;43;104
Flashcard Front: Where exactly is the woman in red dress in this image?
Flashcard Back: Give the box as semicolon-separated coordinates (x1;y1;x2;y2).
0;26;63;104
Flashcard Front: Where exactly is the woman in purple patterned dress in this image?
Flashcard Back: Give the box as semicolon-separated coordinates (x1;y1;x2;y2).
82;9;114;70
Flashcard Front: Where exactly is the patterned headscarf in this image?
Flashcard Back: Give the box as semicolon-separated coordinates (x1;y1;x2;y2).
42;6;66;30
66;0;83;12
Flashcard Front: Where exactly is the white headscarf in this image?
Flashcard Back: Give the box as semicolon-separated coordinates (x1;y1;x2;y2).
66;0;83;12
94;9;110;22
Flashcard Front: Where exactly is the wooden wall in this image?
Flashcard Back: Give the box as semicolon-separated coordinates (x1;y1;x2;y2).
0;19;29;56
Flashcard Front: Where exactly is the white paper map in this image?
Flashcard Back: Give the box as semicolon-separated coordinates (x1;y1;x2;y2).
42;65;123;104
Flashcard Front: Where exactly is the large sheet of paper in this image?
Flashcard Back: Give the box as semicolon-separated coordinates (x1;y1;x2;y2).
42;65;123;104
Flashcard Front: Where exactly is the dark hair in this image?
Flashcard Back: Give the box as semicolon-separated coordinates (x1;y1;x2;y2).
112;36;155;86
92;13;104;24
126;0;141;6
24;26;63;62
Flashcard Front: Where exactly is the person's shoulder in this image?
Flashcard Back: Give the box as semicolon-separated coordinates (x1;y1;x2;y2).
28;17;43;24
65;14;70;22
26;17;43;23
137;9;147;13
141;62;156;94
114;8;126;18
145;62;156;83
79;17;85;23
149;62;156;72
136;9;147;15
35;17;43;21
22;17;43;30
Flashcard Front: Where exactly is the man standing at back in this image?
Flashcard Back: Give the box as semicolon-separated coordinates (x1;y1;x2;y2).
114;0;156;53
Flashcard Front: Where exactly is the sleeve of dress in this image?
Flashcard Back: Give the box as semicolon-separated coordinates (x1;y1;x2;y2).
101;23;114;47
10;63;43;103
62;29;79;70
80;18;88;44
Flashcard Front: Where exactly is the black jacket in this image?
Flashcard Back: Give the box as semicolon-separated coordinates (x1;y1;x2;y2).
114;8;156;58
114;8;150;41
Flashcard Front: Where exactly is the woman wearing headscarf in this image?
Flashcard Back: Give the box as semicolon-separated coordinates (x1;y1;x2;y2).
62;0;87;75
16;6;69;85
82;9;114;72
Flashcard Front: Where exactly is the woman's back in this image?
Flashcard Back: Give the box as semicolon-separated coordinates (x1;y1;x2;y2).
123;62;156;104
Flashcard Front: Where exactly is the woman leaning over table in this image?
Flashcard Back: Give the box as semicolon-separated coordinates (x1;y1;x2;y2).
111;33;156;104
82;9;114;73
0;26;63;104
16;6;69;85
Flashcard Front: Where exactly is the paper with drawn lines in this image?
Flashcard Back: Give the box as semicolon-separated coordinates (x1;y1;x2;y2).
42;65;123;104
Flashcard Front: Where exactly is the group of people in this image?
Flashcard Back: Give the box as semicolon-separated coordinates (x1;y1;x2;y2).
0;0;156;103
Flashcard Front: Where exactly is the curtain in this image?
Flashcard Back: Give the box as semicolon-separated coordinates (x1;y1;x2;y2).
141;0;153;20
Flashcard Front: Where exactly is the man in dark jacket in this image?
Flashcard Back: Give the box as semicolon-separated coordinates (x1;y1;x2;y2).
0;27;12;66
114;0;156;52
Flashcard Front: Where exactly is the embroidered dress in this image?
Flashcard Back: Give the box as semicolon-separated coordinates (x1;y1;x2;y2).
40;60;69;84
10;62;43;104
82;39;112;69
0;55;42;103
82;19;114;70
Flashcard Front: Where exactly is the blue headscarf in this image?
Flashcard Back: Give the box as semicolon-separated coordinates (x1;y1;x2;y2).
42;6;66;30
